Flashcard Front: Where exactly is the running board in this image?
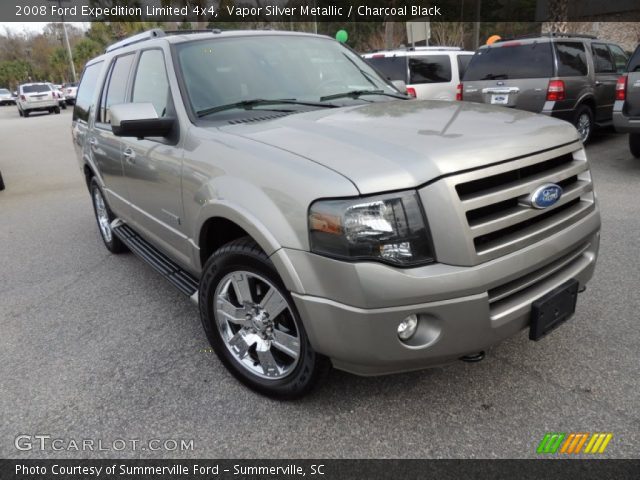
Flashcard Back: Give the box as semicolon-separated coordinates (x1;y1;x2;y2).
112;222;199;301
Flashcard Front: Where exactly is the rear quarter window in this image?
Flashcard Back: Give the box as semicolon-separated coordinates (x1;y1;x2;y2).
555;41;588;76
409;55;452;84
464;42;554;81
591;43;616;73
73;61;103;123
364;56;407;83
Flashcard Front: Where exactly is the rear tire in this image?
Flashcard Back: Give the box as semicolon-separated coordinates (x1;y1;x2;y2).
17;108;23;117
54;106;61;114
23;110;29;117
89;178;128;254
629;133;640;158
573;105;593;144
199;237;329;399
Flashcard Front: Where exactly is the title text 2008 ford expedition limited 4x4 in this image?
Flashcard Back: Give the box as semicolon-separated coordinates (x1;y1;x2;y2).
73;29;600;398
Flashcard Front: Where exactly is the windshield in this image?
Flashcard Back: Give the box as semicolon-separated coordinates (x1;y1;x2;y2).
464;42;554;81
176;35;397;116
23;84;51;93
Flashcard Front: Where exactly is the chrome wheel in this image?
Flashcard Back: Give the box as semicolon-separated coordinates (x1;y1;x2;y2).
92;188;112;243
576;113;591;143
214;271;301;380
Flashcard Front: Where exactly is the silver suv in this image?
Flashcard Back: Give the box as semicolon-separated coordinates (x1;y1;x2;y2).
613;44;640;157
462;33;628;143
73;29;601;398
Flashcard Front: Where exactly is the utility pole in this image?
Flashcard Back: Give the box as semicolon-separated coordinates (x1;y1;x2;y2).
473;0;481;49
48;0;77;82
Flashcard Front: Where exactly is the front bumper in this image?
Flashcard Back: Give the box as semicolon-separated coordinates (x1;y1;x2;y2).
273;210;600;376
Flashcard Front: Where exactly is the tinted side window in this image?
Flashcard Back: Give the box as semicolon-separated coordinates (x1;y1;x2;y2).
409;55;452;84
457;55;472;79
364;56;408;83
73;62;103;122
607;44;629;74
629;45;640;72
98;53;134;124
132;50;170;117
591;43;615;73
555;41;587;76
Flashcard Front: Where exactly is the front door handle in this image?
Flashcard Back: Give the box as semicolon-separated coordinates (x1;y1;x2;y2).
123;148;136;164
88;137;98;149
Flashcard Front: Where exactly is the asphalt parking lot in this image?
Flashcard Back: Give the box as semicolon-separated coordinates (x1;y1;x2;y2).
0;105;638;459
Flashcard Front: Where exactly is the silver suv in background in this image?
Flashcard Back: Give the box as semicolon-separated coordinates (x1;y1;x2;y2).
0;88;15;105
461;33;628;143
73;29;600;398
17;83;61;117
613;44;640;157
363;47;474;100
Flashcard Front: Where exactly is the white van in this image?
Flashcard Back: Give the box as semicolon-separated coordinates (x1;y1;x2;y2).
363;47;474;100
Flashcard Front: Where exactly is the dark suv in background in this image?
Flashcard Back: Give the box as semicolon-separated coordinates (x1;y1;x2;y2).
613;44;640;157
461;33;628;143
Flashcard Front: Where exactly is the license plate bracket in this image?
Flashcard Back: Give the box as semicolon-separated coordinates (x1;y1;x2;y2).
529;279;579;341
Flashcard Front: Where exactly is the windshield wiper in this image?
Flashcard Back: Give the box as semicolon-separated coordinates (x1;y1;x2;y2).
481;74;509;80
196;98;337;118
320;90;409;102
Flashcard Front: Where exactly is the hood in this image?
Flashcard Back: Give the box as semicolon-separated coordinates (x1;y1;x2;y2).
219;100;580;194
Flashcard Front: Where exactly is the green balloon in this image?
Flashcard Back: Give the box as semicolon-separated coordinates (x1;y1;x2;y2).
336;30;348;43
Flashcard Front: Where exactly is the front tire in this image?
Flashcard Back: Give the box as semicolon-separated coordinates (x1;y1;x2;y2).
53;106;60;114
573;105;593;144
629;133;640;158
89;178;127;254
23;109;29;117
199;237;328;399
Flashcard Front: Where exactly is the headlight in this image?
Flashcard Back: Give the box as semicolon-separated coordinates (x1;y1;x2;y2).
309;190;433;266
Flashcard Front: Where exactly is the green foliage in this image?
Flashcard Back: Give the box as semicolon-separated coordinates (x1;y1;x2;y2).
0;59;31;89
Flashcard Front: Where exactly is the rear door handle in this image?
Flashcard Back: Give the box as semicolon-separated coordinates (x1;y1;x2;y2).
123;148;136;164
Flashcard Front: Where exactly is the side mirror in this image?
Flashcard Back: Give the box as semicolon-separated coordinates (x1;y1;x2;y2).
391;80;408;94
110;103;174;139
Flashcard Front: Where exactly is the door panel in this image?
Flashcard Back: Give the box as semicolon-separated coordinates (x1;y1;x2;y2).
92;53;136;219
120;48;190;266
591;43;618;121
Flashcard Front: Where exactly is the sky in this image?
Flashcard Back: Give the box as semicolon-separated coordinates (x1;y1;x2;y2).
0;22;89;35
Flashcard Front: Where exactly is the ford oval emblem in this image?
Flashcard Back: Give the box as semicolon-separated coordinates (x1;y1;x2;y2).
529;183;563;209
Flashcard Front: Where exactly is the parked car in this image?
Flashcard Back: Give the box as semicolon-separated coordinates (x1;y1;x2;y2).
363;47;474;100
73;29;600;398
47;83;67;110
17;83;60;117
461;33;628;143
63;82;78;105
613;43;640;157
0;88;16;105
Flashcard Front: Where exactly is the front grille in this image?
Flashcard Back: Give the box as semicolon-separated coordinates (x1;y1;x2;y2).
453;143;595;261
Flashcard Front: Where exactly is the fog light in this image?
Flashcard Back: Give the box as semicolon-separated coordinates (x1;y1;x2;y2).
397;314;418;340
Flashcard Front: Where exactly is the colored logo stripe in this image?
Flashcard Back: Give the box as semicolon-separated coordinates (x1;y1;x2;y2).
560;433;589;454
584;433;613;454
537;433;566;454
538;433;613;454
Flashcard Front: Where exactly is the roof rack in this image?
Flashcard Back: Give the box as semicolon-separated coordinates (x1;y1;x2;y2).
406;46;461;51
106;29;165;53
495;32;597;43
105;28;223;53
